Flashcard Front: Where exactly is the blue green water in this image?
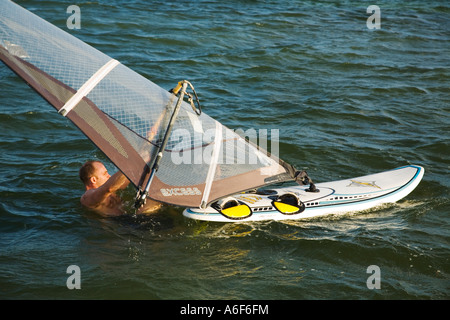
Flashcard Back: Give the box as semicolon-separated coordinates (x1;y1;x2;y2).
0;0;448;300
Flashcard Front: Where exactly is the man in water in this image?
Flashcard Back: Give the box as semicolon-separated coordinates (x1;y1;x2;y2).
79;160;162;216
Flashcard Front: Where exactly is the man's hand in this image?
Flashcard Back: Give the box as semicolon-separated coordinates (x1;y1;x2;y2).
134;189;147;209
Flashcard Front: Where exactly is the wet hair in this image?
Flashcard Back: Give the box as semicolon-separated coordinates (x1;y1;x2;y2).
79;160;101;185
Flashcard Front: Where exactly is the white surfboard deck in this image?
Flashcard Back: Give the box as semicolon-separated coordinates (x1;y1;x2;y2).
183;165;424;222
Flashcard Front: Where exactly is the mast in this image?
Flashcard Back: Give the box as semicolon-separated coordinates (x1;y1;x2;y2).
135;80;201;209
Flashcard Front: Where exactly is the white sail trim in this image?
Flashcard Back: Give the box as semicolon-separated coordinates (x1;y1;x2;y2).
200;121;222;208
58;59;120;116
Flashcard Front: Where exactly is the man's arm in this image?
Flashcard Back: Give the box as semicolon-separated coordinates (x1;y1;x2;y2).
105;171;130;192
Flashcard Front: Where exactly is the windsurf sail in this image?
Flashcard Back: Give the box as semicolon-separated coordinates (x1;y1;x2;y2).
0;1;299;208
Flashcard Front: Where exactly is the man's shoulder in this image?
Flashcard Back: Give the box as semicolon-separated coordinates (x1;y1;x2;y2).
80;189;96;207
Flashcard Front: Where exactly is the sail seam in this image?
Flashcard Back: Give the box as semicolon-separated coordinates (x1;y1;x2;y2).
58;59;120;116
201;121;222;208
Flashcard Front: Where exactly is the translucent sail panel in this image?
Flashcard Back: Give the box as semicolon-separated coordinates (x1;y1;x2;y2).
149;123;292;207
86;63;289;207
0;1;295;208
0;1;110;93
85;63;217;152
0;1;150;188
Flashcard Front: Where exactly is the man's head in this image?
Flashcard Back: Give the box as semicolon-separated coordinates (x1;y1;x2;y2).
79;161;111;189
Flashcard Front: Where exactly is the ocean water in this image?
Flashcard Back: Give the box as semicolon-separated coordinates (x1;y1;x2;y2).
0;0;448;301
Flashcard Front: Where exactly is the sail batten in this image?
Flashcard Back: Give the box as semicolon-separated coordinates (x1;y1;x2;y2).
0;1;296;208
200;121;223;208
59;59;120;116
